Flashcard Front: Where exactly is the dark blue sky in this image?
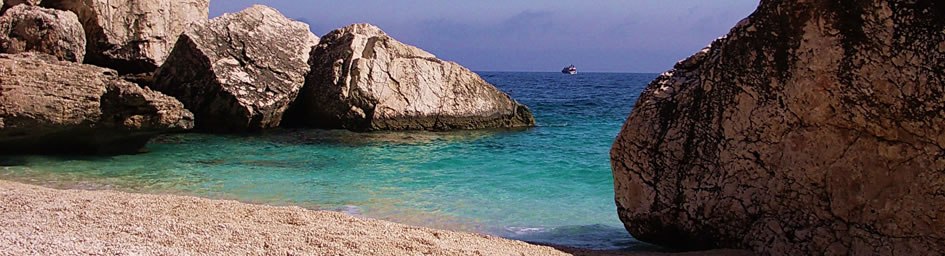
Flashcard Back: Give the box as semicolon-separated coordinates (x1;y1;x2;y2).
211;1;758;73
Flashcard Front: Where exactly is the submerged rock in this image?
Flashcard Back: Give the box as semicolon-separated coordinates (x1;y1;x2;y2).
611;1;945;254
40;0;209;74
151;5;318;132
293;23;534;131
0;5;85;62
0;53;193;154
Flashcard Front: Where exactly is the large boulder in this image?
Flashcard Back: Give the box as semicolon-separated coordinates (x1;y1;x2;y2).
611;1;945;254
0;53;193;154
293;24;534;131
151;5;318;132
0;5;85;62
40;0;209;74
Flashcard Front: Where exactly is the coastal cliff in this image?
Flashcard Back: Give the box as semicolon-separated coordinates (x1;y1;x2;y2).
611;0;945;254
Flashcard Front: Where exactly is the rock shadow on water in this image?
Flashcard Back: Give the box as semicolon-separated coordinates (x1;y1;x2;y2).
0;157;29;167
188;158;316;170
0;154;111;167
498;224;666;252
259;128;528;147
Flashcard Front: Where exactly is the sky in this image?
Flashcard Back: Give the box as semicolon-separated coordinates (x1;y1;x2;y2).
210;1;759;73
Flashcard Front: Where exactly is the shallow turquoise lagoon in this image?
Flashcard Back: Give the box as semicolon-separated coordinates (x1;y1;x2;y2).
0;72;656;250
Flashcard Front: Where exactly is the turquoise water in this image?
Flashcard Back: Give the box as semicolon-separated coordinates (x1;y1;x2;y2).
0;72;656;250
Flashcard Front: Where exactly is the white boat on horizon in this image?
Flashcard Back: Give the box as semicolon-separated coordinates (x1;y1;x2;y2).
561;65;577;75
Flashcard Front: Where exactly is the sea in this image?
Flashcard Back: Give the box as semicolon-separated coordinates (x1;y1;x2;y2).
0;72;658;251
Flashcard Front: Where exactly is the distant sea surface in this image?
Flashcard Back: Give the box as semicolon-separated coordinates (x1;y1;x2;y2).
0;72;657;250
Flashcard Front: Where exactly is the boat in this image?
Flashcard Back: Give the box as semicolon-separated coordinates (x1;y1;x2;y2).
561;65;577;75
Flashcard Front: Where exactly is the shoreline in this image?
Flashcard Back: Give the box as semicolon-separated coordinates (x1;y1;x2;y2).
0;179;751;255
0;179;566;255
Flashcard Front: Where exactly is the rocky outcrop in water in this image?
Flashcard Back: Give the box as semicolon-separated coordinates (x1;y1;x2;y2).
0;53;193;154
151;5;318;132
0;5;85;62
611;1;945;254
40;0;209;74
293;24;534;131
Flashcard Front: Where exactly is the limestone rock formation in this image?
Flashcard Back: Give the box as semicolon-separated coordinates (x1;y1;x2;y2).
40;0;209;74
1;0;41;14
294;24;534;131
150;5;318;132
0;5;85;62
0;53;193;154
611;1;945;254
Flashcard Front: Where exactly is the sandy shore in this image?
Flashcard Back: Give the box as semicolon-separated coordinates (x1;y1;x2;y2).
0;180;751;255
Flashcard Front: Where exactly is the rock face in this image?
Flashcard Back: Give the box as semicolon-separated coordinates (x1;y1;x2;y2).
611;1;945;254
151;5;318;132
0;5;85;62
0;53;193;154
1;0;41;13
40;0;209;74
294;24;534;131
